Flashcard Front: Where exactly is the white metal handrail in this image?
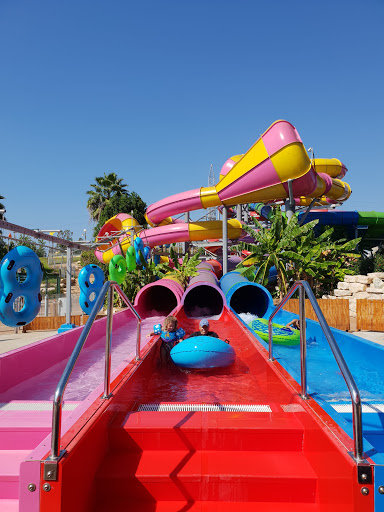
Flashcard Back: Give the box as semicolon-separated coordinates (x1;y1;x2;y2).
269;280;364;463
49;281;141;461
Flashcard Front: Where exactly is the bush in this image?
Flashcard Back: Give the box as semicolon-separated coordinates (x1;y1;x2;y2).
374;253;384;273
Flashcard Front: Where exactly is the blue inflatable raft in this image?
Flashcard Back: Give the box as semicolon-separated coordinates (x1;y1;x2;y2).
170;336;236;369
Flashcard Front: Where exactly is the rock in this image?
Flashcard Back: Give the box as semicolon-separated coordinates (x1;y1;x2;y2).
344;275;358;283
372;277;384;289
355;276;372;285
348;283;367;293
367;272;384;280
337;282;350;290
368;294;384;300
334;290;353;297
354;292;371;299
366;286;384;294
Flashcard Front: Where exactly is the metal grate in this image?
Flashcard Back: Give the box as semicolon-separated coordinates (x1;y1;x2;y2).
137;403;272;412
331;403;384;413
0;402;79;411
281;404;305;412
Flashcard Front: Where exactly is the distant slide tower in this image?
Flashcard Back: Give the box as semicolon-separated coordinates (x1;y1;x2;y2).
206;164;216;221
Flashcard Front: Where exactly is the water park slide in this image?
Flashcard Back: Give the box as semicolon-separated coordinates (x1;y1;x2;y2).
2;302;374;510
96;120;352;264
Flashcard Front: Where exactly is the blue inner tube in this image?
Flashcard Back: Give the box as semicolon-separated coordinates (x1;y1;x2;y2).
170;336;236;369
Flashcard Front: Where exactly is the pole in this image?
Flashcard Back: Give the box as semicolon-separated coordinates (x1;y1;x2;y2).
236;204;242;221
103;286;114;399
285;179;295;222
183;212;190;254
222;206;228;275
299;286;308;399
65;247;72;325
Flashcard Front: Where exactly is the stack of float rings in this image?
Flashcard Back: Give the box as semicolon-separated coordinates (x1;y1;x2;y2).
78;264;105;315
108;239;151;284
109;255;127;284
134;237;145;265
0;246;43;327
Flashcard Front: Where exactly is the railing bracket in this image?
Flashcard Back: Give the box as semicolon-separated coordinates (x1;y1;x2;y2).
357;463;372;484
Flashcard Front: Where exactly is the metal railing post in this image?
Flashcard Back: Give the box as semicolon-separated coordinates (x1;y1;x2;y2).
136;318;141;361
49;281;142;462
299;285;308;399
268;280;365;463
103;285;114;399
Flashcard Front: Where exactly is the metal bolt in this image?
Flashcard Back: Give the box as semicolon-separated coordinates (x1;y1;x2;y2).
379;486;384;495
361;473;368;481
43;483;51;492
46;471;53;478
361;487;370;496
28;483;36;492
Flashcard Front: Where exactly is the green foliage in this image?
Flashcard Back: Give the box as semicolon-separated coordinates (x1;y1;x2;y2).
374;253;384;273
120;254;171;303
87;172;129;222
16;235;46;257
232;208;294;296
232;206;361;298
80;250;108;280
93;192;147;238
164;247;203;289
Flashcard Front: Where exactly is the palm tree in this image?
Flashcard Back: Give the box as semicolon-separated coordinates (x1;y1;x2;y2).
86;173;128;221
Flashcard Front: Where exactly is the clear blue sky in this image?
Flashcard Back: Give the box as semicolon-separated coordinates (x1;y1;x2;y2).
1;0;383;241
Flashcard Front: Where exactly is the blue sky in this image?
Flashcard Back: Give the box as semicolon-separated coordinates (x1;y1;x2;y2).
1;0;383;241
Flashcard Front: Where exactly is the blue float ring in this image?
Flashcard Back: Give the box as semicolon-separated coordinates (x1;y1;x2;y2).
78;264;105;315
0;246;43;327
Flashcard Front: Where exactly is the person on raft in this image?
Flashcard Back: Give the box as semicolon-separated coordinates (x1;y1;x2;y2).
286;318;300;330
188;319;219;338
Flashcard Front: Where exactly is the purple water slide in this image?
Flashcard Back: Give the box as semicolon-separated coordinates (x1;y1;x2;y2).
181;262;227;318
134;278;184;318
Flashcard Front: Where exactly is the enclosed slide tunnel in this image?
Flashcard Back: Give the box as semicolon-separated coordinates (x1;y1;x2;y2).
220;271;274;318
181;262;226;318
134;262;228;319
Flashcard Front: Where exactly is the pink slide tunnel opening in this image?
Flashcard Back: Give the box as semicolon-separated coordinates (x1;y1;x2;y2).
181;264;226;318
134;279;184;318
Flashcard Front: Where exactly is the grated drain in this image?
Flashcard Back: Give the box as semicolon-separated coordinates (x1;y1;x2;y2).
137;403;272;412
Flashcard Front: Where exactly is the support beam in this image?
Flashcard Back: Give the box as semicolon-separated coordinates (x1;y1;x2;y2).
66;247;72;325
222;207;228;275
285;179;295;222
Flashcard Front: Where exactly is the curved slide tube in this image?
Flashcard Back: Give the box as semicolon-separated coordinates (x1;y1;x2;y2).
146;120;313;225
133;278;184;317
181;262;226;318
220;271;274;318
96;218;243;264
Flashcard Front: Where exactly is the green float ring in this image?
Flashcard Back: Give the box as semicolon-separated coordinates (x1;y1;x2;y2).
109;255;127;284
249;318;300;346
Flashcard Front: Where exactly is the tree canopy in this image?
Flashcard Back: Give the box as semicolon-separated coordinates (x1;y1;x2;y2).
87;172;128;222
92;192;147;238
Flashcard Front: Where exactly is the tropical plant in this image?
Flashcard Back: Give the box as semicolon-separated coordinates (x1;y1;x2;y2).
232;208;302;297
164;247;204;289
120;252;170;303
282;224;361;295
87;172;128;221
233;209;361;298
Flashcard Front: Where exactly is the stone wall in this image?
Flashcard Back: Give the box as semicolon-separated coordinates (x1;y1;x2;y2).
323;272;384;329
